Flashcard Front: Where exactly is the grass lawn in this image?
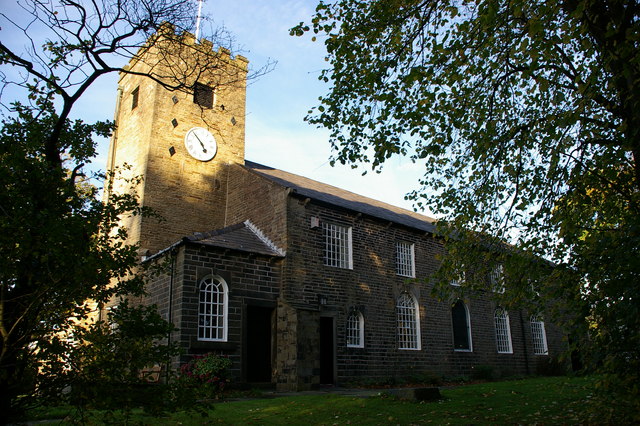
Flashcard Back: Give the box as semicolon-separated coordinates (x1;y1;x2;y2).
29;375;596;424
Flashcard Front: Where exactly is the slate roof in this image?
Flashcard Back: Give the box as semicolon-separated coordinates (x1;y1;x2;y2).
244;161;437;234
184;220;285;257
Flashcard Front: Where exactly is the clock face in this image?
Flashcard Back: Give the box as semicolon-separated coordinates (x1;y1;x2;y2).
184;127;217;161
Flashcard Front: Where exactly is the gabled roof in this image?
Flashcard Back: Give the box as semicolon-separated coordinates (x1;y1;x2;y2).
244;161;437;234
144;220;285;262
185;220;285;257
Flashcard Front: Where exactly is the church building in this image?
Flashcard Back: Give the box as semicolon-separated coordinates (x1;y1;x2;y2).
106;28;565;391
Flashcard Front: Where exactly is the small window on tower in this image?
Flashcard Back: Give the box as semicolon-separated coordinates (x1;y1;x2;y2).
131;86;139;110
194;83;214;108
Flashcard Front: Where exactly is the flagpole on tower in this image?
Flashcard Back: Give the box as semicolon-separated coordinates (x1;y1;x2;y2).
195;0;204;42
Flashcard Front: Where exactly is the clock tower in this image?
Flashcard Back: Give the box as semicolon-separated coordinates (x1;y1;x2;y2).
106;27;249;255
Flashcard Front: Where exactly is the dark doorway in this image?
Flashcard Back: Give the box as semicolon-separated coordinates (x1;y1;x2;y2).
319;316;335;384
246;306;274;383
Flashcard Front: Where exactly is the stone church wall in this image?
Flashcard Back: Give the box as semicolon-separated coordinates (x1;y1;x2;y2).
282;195;566;384
274;299;299;390
108;38;249;256
224;164;289;250
145;243;281;382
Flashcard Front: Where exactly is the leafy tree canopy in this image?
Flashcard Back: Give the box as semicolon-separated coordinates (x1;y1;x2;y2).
293;0;639;420
0;96;151;422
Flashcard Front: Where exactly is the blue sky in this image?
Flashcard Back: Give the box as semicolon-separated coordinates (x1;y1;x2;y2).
1;0;433;216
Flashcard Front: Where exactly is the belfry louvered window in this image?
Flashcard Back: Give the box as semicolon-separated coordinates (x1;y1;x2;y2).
194;82;214;108
198;275;228;341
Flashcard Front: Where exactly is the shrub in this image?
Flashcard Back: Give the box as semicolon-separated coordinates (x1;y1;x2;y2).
535;356;568;376
67;301;181;415
179;353;232;399
471;365;496;381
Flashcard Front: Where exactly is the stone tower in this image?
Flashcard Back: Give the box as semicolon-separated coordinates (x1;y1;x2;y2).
105;26;249;255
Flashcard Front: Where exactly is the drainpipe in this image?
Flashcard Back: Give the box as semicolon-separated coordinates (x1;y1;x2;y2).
165;248;177;382
106;86;123;197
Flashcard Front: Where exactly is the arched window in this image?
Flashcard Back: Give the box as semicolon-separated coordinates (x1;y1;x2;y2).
452;300;472;351
396;293;421;350
530;315;548;355
346;310;364;348
494;308;513;353
198;275;228;341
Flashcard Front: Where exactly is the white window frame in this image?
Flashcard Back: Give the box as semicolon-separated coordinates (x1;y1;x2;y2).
323;222;353;269
396;241;415;278
346;310;364;348
198;275;228;342
530;315;548;355
490;264;505;293
107;304;119;331
396;293;421;350
452;300;473;352
529;280;541;298
450;267;465;286
494;308;513;354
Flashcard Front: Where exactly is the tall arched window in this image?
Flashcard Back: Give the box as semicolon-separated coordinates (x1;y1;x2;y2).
494;308;513;353
346;310;364;348
198;275;228;341
530;315;548;355
452;300;472;351
396;293;421;350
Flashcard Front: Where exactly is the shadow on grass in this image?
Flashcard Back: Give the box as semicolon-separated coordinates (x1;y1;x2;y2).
27;375;596;425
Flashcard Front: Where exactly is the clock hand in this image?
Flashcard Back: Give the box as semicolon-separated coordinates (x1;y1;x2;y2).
194;133;207;153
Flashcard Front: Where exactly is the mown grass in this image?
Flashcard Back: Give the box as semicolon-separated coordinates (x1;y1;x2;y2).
28;375;596;424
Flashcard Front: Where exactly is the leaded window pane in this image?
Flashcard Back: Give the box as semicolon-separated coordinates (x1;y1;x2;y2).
494;308;513;353
451;268;465;286
396;242;415;277
346;311;364;348
490;265;505;293
530;315;548;355
198;276;227;341
397;293;420;350
323;222;352;269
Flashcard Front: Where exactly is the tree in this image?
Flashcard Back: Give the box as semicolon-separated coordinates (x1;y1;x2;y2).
0;96;151;422
0;0;268;422
293;0;639;421
67;300;183;420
